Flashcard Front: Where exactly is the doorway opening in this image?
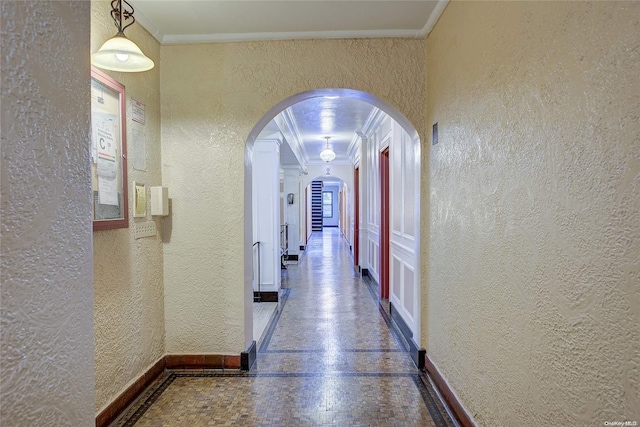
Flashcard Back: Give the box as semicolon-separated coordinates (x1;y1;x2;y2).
245;88;423;354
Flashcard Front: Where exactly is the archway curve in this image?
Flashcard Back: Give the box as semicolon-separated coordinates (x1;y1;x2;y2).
246;88;421;149
244;87;423;352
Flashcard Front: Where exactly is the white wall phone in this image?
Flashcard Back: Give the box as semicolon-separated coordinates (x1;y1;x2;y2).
150;186;169;216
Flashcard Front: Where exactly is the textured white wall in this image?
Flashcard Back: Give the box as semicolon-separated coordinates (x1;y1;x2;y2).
0;2;94;425
91;1;165;414
427;2;640;425
161;39;425;354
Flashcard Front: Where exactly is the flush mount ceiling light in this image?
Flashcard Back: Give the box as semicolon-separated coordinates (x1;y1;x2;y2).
92;0;154;73
320;136;336;163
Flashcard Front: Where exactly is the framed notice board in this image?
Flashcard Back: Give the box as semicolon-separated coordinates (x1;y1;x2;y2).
91;66;128;231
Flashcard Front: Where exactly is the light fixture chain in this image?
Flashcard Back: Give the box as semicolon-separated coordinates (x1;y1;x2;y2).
110;0;136;34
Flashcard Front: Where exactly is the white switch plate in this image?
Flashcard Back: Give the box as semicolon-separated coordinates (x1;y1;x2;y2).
134;221;156;239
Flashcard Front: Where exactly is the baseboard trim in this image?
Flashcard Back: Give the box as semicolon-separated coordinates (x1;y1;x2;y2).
165;353;241;370
254;291;279;302
96;352;244;426
389;302;425;370
424;353;475;427
95;357;165;427
241;340;257;370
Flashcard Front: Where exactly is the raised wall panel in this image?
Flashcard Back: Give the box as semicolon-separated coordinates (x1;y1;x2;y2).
389;244;417;333
361;114;420;343
404;265;414;317
367;237;379;281
392;256;402;300
403;132;415;237
392;132;403;234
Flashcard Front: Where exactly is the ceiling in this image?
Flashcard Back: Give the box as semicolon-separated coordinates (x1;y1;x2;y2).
129;0;448;169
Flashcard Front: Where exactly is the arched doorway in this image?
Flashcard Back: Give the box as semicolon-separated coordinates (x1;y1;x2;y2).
245;88;423;357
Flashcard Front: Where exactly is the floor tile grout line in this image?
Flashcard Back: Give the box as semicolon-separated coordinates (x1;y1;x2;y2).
261;349;406;353
173;371;424;378
419;370;461;427
119;372;176;427
118;370;456;426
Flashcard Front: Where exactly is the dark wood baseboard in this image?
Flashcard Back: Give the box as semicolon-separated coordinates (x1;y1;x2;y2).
389;302;425;370
96;352;245;426
254;291;279;302
95;357;165;427
424;353;475;427
165;353;241;370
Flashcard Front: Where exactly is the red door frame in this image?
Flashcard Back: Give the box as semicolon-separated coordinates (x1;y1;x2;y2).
380;149;390;299
354;167;360;268
305;186;309;245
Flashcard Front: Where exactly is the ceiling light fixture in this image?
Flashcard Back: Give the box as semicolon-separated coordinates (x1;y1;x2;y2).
320;136;336;163
92;0;154;73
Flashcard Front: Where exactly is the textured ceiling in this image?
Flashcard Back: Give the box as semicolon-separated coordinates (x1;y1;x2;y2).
287;97;375;165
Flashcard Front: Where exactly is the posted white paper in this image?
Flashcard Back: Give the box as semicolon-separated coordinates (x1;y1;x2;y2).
93;111;119;205
98;175;118;206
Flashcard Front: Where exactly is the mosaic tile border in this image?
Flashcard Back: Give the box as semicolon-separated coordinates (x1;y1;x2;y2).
262;349;406;353
116;370;456;427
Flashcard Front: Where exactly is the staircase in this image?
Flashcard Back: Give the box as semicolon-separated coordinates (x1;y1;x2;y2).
311;180;323;232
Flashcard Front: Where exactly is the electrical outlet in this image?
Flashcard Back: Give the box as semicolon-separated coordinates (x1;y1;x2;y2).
134;221;156;239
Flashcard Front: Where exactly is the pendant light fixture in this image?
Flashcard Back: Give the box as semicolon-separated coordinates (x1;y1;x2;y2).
92;0;154;73
320;136;336;163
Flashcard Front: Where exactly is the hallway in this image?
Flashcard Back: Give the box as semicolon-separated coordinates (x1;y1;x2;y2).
114;228;454;426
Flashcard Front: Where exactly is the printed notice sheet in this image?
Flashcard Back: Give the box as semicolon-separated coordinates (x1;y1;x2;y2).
93;111;119;206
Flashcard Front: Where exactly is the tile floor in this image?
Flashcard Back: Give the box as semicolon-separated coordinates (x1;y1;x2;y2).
114;228;456;427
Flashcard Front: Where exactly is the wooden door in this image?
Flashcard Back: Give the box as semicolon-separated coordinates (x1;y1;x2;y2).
380;149;390;299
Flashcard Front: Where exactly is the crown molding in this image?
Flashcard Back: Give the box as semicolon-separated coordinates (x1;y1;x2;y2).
132;7;164;43
255;131;284;146
419;0;449;37
134;0;448;45
275;110;309;166
162;29;424;45
360;108;386;139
